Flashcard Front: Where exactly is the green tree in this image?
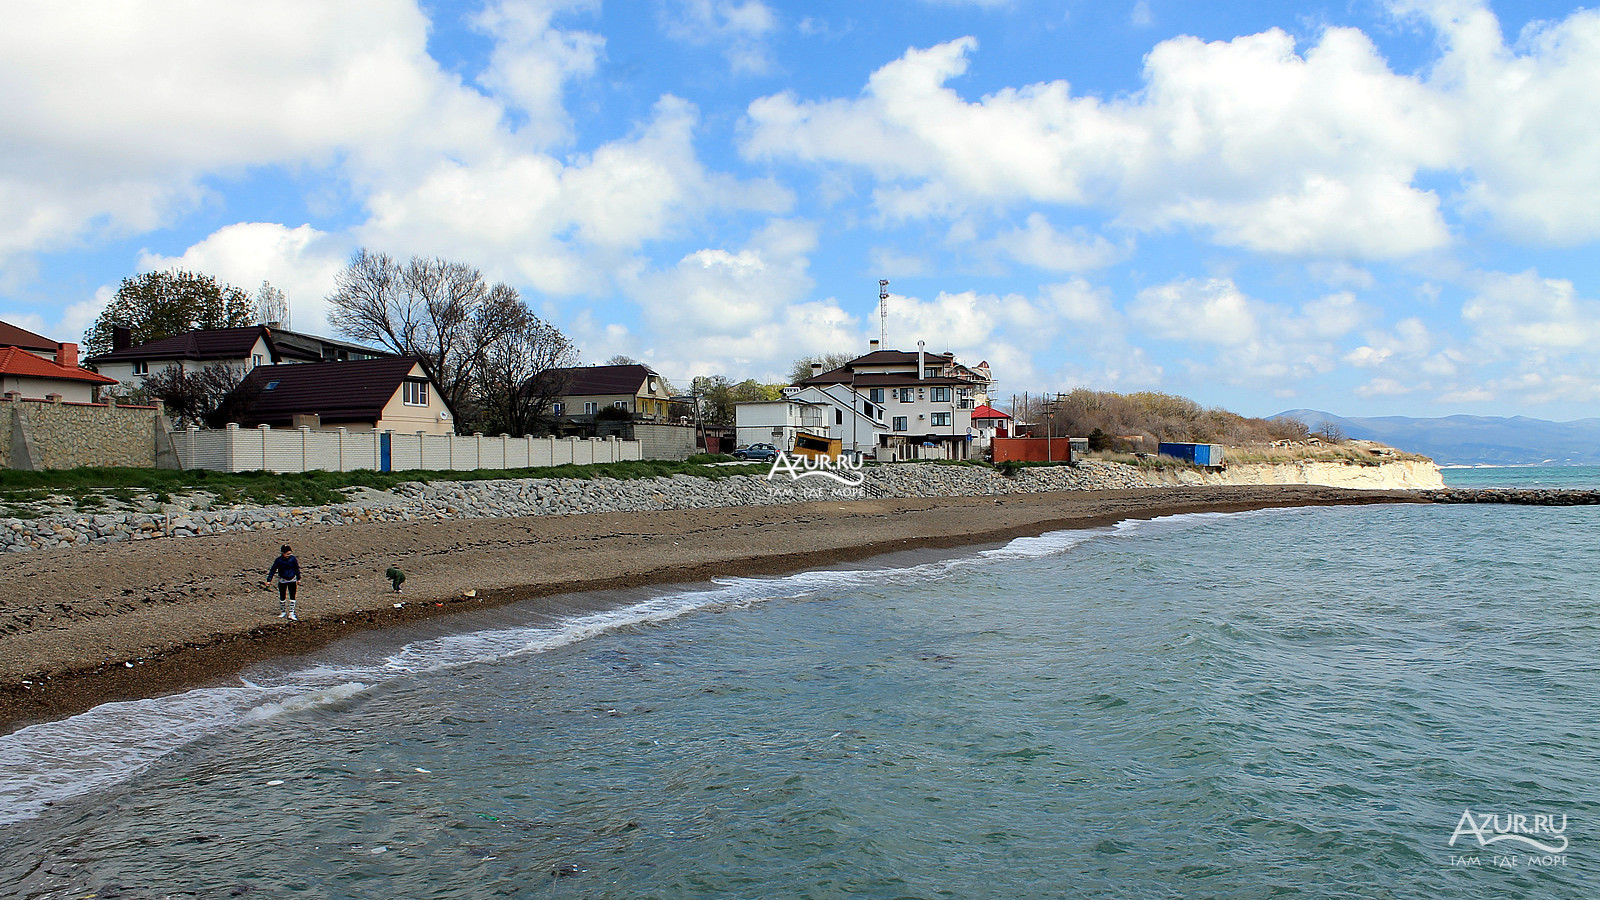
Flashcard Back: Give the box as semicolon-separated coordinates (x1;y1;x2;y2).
84;270;255;358
691;376;783;426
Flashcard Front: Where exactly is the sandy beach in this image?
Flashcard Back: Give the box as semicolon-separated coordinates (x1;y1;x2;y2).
0;485;1424;733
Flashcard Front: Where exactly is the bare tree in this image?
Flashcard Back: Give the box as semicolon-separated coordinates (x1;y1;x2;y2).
256;280;291;327
140;363;253;427
475;309;579;437
605;354;639;365
326;250;526;430
789;352;855;384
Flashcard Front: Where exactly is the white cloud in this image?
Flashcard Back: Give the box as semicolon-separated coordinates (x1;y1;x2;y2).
661;0;778;75
1130;277;1258;345
620;219;861;380
1461;268;1600;353
1356;377;1416;397
0;1;503;276
471;0;605;148
740;4;1600;256
137;223;351;334
988;214;1128;272
1131;1;1153;28
359;96;789;295
1397;1;1600;243
744;30;1455;258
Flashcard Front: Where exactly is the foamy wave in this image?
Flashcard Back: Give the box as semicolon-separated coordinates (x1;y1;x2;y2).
0;509;1258;826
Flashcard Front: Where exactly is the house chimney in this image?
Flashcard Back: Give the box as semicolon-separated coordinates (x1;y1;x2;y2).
810;362;823;377
870;339;880;352
57;342;77;369
917;340;925;381
112;325;132;351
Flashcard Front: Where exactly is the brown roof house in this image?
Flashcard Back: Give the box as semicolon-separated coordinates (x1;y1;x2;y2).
225;358;456;435
0;321;64;360
85;325;390;393
550;363;675;422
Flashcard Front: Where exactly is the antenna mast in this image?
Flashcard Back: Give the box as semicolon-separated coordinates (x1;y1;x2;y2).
878;279;890;347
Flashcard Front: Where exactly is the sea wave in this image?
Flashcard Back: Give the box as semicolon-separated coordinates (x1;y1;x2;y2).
0;509;1251;827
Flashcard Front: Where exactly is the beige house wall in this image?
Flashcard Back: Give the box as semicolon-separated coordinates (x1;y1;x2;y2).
376;363;454;435
0;376;97;403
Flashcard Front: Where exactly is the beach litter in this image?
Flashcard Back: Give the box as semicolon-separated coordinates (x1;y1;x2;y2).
266;780;285;786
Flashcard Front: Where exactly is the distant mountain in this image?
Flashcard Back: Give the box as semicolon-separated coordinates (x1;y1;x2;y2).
1272;409;1600;466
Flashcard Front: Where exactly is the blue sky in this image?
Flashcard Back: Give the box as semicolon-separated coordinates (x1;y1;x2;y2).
4;0;1600;419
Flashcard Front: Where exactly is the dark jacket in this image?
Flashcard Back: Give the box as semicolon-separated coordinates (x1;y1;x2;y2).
267;555;301;583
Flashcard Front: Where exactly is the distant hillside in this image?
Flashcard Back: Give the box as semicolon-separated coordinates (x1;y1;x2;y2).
1274;409;1600;466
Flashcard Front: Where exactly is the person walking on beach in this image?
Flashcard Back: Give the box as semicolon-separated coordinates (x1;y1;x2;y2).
264;544;301;621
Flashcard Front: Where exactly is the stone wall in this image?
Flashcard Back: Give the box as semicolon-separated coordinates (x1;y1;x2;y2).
1;396;161;470
631;423;698;460
0;457;1440;554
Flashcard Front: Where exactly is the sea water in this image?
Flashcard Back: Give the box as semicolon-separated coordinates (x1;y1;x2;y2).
1;503;1596;898
1442;463;1600;490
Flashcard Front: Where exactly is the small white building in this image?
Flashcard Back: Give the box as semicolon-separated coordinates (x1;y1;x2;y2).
734;399;828;451
782;383;888;458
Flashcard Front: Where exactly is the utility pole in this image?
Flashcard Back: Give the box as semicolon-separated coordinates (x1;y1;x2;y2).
878;279;890;347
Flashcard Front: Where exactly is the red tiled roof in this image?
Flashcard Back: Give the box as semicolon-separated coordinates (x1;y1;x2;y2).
230;358;433;426
0;346;117;384
971;405;1011;419
0;321;57;352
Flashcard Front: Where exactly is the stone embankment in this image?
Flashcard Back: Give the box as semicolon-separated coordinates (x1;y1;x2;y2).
0;458;1439;555
1420;488;1600;505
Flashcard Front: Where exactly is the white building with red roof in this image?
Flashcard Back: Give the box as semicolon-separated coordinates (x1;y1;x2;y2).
0;323;116;402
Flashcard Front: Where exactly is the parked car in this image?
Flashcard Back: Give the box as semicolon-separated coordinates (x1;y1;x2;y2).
733;442;780;461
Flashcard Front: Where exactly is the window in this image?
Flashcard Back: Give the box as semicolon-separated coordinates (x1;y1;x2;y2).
132;361;148;376
925;367;939;378
402;380;428;406
251;354;263;369
553;402;564;416
863;401;875;418
836;409;843;425
893;416;908;432
930;387;950;402
868;388;884;403
897;388;915;403
931;412;951;427
264;381;280;391
584;401;598;416
614;400;630;410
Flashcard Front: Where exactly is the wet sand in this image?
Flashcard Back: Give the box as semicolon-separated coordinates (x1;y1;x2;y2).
0;486;1425;733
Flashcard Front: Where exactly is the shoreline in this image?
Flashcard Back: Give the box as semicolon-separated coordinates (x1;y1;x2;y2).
0;486;1425;734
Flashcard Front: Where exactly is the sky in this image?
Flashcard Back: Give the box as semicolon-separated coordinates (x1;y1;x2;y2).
4;0;1600;420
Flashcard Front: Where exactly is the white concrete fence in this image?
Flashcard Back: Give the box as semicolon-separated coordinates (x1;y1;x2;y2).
172;424;643;473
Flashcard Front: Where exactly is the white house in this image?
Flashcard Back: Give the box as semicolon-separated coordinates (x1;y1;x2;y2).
781;383;888;458
969;404;1013;451
734;399;828;451
795;341;993;461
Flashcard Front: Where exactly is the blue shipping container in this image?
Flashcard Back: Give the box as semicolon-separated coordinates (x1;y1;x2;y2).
1158;442;1224;466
